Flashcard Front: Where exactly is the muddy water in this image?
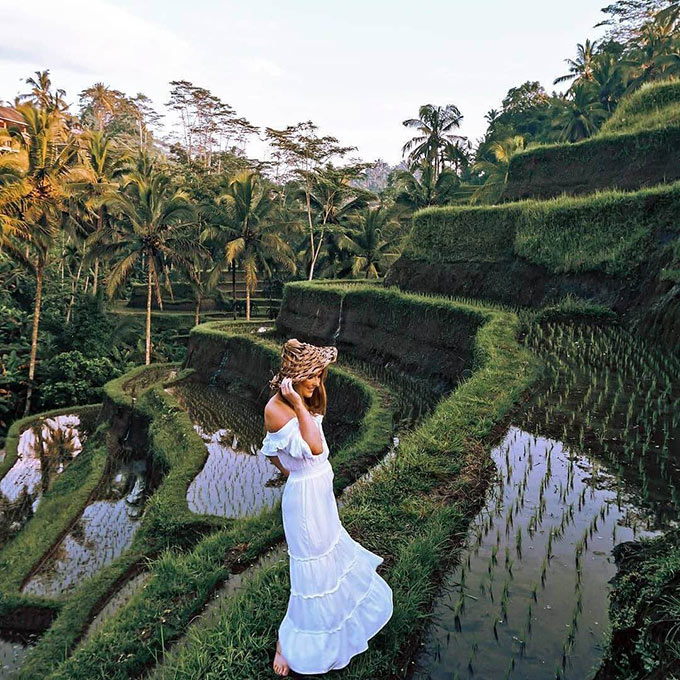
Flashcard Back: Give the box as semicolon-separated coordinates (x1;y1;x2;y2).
0;415;89;547
413;324;679;680
169;380;285;518
22;457;147;598
413;427;668;680
0;633;39;677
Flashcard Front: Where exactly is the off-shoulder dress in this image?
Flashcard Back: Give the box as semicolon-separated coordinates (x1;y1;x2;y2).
260;412;393;675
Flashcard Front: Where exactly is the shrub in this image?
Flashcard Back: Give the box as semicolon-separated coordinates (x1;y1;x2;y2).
38;351;121;409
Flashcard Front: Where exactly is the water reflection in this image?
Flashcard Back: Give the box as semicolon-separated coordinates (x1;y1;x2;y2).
22;457;147;598
169;380;283;518
0;632;38;677
413;426;666;680
0;414;88;548
415;325;679;680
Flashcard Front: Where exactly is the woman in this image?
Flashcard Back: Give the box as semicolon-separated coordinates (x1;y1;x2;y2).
261;338;393;676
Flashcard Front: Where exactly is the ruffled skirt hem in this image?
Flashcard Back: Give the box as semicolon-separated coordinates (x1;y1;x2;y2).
279;551;393;674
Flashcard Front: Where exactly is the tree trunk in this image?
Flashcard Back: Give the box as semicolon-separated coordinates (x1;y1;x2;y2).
232;261;237;320
194;296;201;327
246;285;251;321
66;259;84;325
93;208;103;296
93;258;99;296
306;189;316;281
145;259;153;365
23;263;44;417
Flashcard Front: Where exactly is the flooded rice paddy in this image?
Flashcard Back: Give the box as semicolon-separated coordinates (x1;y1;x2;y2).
414;323;679;680
22;456;147;598
169;380;284;518
0;632;39;677
0;414;91;548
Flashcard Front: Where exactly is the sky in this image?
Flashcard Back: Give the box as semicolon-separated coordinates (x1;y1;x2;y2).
0;0;607;165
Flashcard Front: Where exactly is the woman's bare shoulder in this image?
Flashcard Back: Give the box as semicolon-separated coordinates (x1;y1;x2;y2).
264;395;296;432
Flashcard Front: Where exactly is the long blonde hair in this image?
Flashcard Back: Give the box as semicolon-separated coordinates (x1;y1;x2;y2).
300;366;329;416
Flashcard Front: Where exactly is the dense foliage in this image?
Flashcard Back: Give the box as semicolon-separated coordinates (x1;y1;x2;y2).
404;181;680;275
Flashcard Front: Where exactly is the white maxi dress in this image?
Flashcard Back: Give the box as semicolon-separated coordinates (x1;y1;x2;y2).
261;413;393;675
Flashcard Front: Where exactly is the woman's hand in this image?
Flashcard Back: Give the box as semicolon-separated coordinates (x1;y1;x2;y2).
280;377;304;411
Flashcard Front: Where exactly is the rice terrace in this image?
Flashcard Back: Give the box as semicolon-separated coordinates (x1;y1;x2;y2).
0;1;679;678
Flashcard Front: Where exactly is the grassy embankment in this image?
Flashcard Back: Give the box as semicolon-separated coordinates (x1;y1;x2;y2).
19;328;393;680
600;78;680;136
122;286;540;680
404;181;680;276
502;79;680;201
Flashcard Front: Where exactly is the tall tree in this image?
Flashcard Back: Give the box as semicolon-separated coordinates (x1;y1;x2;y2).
79;83;126;131
2;103;79;414
89;160;199;364
598;0;676;41
625;3;680;88
554;40;600;87
294;163;371;280
72;131;123;298
19;70;67;113
341;207;399;279
265;121;354;280
552;83;609;141
167;80;257;169
207;171;296;320
402;104;468;180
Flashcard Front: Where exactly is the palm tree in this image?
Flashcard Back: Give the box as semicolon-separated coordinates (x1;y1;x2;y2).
392;161;461;211
207;171;296;320
296;165;370;280
552;84;609;142
72;131;123;296
554;40;600;87
20;70;67;113
402;104;467;179
0;146;26;238
89;162;198;364
78;83;125;131
625;4;680;89
341;208;399;279
590;53;628;113
2;104;79;415
471;136;526;205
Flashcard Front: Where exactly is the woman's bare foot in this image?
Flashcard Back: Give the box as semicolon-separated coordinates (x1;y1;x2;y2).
273;638;289;676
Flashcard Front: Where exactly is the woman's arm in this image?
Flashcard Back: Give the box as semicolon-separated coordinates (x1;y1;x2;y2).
280;378;324;454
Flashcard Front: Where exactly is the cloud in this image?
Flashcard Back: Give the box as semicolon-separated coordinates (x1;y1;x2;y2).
238;57;284;79
0;0;196;97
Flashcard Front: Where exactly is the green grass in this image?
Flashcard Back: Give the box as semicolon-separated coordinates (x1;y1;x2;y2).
18;326;393;679
660;268;680;283
402;181;680;276
124;293;540;679
598;529;680;678
532;294;618;324
601;79;680;135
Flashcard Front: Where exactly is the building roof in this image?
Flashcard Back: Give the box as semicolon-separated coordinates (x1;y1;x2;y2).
0;106;26;126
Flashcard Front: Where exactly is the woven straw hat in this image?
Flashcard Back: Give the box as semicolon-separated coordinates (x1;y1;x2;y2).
269;338;338;392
